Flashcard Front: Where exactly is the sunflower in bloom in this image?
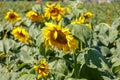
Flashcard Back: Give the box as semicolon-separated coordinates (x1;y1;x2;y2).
83;12;93;19
41;22;78;53
71;16;85;24
26;10;44;22
34;59;50;79
4;11;21;22
12;27;30;43
45;3;65;21
71;19;81;24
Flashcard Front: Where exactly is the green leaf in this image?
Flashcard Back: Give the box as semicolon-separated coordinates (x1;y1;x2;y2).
0;40;3;52
100;46;111;57
97;23;110;46
94;23;118;46
0;72;18;80
84;48;109;70
36;33;44;47
17;46;35;63
32;4;42;14
29;25;41;40
112;65;120;75
0;73;10;80
3;38;11;54
77;52;85;64
49;59;68;74
94;23;109;32
68;24;91;44
49;59;68;79
65;77;86;80
4;23;13;31
25;19;32;27
18;74;36;80
79;64;104;80
111;39;120;76
111;17;120;29
61;16;71;26
108;28;118;43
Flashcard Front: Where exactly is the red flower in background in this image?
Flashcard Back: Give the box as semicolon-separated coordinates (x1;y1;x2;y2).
36;0;41;3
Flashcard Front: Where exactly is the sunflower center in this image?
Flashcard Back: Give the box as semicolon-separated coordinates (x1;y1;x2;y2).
50;7;59;16
53;30;67;44
84;15;89;19
39;67;45;71
9;13;16;19
18;32;25;38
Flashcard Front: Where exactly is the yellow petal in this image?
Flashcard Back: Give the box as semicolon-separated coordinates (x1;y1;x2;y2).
37;74;42;79
53;31;58;40
34;65;39;70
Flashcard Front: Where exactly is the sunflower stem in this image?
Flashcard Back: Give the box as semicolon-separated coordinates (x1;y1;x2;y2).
3;30;10;72
80;41;83;51
73;53;78;78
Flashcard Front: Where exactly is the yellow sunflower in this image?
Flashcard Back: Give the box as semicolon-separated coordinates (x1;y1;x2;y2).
34;59;50;79
41;22;78;53
71;16;85;24
45;3;65;21
12;27;30;43
4;11;21;22
71;19;81;24
83;12;93;19
78;16;85;24
26;10;38;19
26;10;44;22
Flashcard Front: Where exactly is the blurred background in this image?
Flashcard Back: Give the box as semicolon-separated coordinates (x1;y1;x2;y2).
0;0;116;3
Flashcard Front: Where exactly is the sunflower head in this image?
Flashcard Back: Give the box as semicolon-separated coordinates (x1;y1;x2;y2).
71;19;81;24
26;11;44;22
78;16;85;24
41;22;78;53
26;10;38;19
83;12;93;19
71;16;85;24
12;27;30;43
4;11;21;22
45;3;65;21
34;59;50;79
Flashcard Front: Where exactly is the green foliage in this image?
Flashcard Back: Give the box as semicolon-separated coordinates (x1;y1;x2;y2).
68;24;91;44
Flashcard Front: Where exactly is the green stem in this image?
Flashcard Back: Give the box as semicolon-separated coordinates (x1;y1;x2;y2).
3;30;8;54
3;30;10;72
73;53;78;78
80;41;83;51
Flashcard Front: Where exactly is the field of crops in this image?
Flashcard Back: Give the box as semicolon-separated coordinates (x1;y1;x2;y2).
0;1;120;80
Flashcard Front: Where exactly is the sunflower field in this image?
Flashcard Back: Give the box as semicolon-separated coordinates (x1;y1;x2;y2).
0;1;120;80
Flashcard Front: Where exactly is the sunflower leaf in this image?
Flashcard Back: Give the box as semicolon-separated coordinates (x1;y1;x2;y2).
67;24;91;44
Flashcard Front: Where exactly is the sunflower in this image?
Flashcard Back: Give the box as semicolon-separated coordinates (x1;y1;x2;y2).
34;59;50;79
83;12;93;19
71;16;85;24
26;10;44;22
41;22;78;53
71;19;81;24
45;3;65;21
4;11;21;22
12;27;30;43
26;10;38;19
